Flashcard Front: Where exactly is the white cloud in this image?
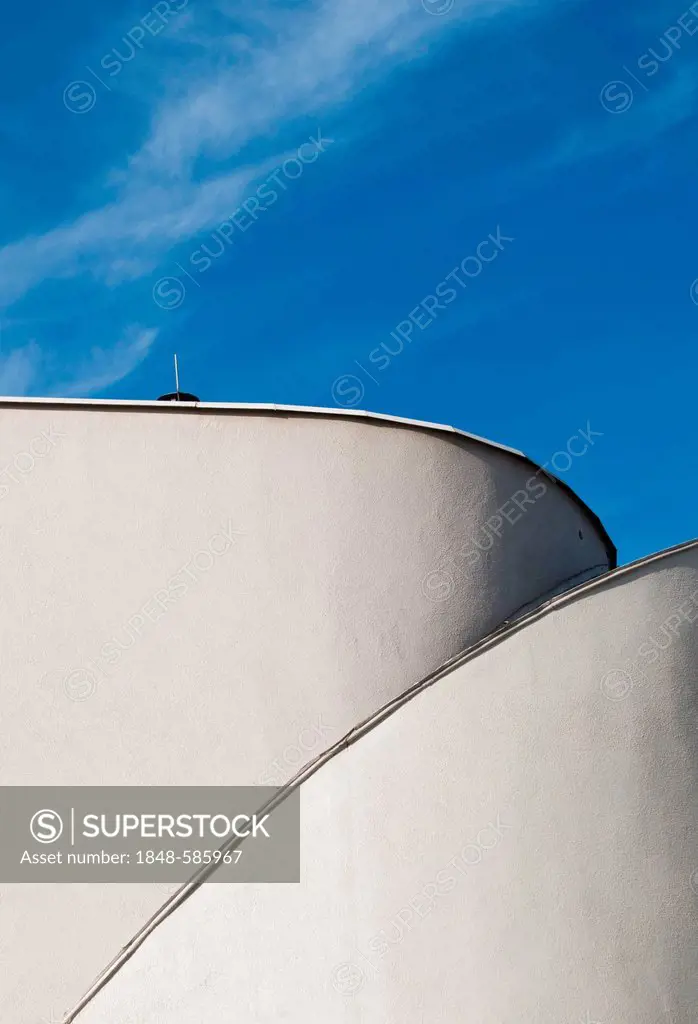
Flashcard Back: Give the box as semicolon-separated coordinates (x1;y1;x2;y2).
54;326;160;397
0;0;510;311
0;327;159;398
544;65;698;172
133;0;473;178
0;161;277;306
0;0;545;400
0;341;42;396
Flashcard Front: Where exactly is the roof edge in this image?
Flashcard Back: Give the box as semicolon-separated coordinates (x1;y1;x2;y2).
0;396;523;454
0;396;616;568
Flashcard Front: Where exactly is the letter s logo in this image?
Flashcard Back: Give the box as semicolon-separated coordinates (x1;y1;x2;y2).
30;809;64;844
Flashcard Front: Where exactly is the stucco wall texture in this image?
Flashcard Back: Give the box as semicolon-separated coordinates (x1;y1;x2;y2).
0;400;693;1023
70;542;698;1024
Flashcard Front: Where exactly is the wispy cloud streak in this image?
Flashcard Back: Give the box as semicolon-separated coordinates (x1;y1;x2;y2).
0;0;560;397
0;0;514;310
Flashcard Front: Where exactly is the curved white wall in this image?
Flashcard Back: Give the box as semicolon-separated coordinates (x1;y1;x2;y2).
69;543;698;1024
0;401;614;1023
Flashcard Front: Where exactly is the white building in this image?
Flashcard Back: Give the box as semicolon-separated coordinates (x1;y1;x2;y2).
0;398;695;1023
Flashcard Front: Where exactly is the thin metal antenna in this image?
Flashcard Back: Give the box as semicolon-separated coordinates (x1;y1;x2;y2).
157;354;199;402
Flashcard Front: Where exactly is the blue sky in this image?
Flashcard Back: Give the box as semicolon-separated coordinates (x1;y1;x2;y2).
0;0;697;564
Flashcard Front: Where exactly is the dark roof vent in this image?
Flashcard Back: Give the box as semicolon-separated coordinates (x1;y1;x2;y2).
157;392;200;402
